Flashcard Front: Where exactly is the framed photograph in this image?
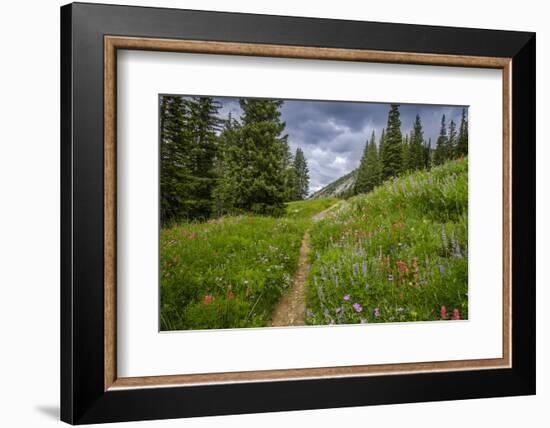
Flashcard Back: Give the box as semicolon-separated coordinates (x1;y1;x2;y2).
60;2;535;424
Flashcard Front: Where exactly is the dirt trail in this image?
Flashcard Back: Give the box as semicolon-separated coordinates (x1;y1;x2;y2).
269;203;341;327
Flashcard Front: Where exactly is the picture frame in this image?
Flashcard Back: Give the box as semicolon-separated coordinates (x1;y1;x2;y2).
60;2;535;424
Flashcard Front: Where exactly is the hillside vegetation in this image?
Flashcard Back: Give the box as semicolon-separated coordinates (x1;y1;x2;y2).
305;158;468;324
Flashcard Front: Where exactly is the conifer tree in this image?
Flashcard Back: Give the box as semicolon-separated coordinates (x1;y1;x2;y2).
293;147;310;200
457;107;469;157
409;114;426;170
282;150;298;202
214;99;288;215
354;130;381;194
212;113;242;216
184;96;222;219
447;119;458;160
160;95;190;225
159;95;221;224
401;134;410;172
378;128;386;162
423;138;432;168
380;105;403;179
433;114;448;165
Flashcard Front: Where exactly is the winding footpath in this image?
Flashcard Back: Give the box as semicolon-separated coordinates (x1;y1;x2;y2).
269;202;344;327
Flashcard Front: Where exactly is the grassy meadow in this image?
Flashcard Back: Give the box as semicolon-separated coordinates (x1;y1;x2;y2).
160;198;337;330
305;158;468;325
160;158;468;331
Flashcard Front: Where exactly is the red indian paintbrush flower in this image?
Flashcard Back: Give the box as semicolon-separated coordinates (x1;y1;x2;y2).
440;306;447;320
451;308;461;320
203;295;214;305
397;261;408;275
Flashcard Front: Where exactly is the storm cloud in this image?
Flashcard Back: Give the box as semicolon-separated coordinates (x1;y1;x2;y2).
212;96;466;194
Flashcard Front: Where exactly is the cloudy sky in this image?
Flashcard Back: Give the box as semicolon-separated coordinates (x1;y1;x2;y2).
214;96;466;194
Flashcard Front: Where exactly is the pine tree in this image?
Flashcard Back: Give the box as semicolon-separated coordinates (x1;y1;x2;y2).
448;119;458;160
380;104;403;179
378;128;386;162
409;114;425;170
160;95;190;225
293;147;310;200
214;99;288;216
423;138;432;168
433;114;448;165
159;95;221;224
212;113;242;216
401;134;410;172
354;130;381;194
184;96;222;220
457;107;469;157
282;149;298;201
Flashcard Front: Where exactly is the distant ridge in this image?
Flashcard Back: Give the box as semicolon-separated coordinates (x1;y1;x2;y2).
310;168;357;199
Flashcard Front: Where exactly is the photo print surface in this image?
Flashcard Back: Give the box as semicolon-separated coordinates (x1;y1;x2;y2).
159;95;468;331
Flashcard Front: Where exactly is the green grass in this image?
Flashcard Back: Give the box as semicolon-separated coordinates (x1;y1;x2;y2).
285;198;338;219
160;198;337;331
305;158;468;325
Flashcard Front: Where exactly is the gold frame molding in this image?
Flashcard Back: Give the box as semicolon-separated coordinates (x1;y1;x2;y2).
104;35;512;391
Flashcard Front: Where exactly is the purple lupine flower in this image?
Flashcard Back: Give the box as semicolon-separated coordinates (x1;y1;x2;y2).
352;303;363;313
439;264;445;275
362;261;367;276
452;239;462;258
335;276;339;288
343;294;351;301
335;307;343;314
365;282;369;289
373;307;381;318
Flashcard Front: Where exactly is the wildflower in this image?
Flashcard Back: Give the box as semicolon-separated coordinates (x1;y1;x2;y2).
388;274;394;281
452;239;462;258
203;295;214;305
335;307;343;314
397;260;408;275
343;294;351;301
373;307;381;318
226;291;235;300
452;309;461;320
362;261;367;276
440;305;447;319
438;264;445;275
353;303;363;313
360;318;367;324
365;282;369;289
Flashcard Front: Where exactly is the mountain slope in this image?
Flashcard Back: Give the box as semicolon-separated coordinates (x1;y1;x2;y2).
310;168;357;199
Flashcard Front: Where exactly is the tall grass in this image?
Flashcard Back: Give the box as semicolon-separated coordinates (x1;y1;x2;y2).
160;198;337;331
305;158;468;325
